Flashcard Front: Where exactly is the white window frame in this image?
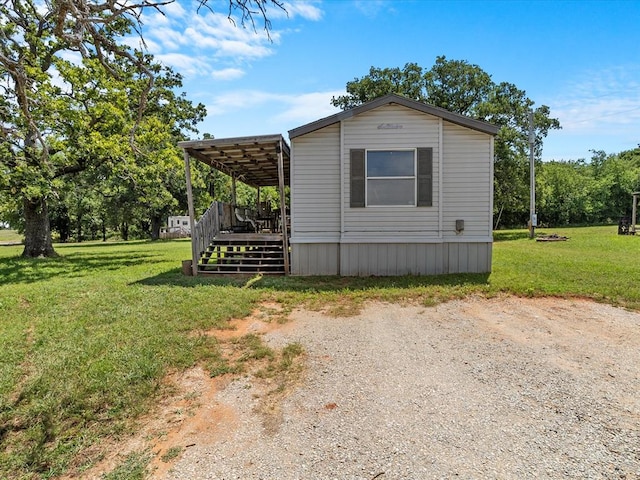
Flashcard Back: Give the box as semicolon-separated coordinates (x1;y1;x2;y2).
365;149;417;207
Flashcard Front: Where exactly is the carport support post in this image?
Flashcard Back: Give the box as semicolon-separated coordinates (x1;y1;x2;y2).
184;150;198;276
277;139;290;274
231;176;237;205
528;111;536;239
230;176;237;229
256;187;261;216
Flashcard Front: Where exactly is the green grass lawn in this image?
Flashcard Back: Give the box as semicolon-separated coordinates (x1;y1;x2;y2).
1;226;638;479
0;229;22;243
491;226;640;305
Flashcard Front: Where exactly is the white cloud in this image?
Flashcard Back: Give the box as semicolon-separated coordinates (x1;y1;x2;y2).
205;89;343;123
206;90;280;115
122;35;163;54
274;91;344;123
144;11;171;27
195;11;275;41
145;26;190;51
182;14;276;58
281;1;324;21
217;39;273;58
55;50;83;66
139;1;187;27
162;1;188;19
211;68;245;80
548;65;640;136
541;65;640;160
353;0;395;18
197;89;345;138
123;0;317;86
155;53;210;76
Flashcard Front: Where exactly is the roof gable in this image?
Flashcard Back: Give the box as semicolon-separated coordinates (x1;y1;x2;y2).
288;94;499;139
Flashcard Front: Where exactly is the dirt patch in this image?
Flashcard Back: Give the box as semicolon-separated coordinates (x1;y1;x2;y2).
205;304;289;341
67;302;299;479
146;368;236;479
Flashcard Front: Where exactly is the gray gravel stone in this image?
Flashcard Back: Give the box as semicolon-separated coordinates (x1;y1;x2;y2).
165;297;640;480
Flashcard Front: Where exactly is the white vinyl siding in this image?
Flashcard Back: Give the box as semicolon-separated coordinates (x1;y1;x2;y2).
343;105;440;236
290;123;340;240
442;123;493;239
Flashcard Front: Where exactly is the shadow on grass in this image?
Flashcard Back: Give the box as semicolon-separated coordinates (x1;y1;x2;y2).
0;249;159;285
137;270;491;293
493;230;531;242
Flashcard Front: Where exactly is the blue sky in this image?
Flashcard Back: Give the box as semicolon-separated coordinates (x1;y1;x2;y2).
132;0;640;161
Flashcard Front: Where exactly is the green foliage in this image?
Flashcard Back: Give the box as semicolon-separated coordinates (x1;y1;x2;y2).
537;147;640;226
235;334;276;361
159;446;182;463
0;1;206;256
332;63;427;109
424;57;493;116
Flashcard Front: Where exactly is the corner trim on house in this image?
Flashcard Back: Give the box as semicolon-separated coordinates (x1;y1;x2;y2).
489;136;495;237
438;117;443;239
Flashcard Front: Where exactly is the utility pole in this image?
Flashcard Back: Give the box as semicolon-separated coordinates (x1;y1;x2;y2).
529;110;536;239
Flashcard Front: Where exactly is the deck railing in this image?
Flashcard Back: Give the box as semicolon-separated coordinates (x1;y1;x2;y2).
193;201;283;268
194;201;221;260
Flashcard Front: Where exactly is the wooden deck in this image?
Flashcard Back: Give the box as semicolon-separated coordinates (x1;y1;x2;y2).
197;233;288;275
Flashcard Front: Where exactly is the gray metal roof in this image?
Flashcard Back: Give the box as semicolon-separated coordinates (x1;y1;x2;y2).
288;94;500;139
178;134;290;188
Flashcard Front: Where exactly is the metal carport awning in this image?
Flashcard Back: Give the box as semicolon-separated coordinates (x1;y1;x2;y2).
178;134;290;188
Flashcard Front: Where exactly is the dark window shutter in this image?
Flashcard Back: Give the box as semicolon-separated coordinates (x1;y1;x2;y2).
350;149;365;208
417;147;433;207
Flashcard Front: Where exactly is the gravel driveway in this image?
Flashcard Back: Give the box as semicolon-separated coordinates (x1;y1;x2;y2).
163;296;640;479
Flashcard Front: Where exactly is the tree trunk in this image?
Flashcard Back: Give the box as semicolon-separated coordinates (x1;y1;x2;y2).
121;222;129;241
22;197;57;257
150;215;162;240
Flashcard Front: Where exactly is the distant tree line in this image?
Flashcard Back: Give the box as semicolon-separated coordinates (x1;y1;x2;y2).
531;148;640;228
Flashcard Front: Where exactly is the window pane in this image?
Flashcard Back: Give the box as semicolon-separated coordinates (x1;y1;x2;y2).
367;179;415;206
367;151;414;177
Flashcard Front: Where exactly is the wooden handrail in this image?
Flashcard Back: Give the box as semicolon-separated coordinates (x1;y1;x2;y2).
194;201;220;260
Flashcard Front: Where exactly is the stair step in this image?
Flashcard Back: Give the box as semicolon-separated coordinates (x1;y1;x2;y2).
199;265;285;273
197;270;285;276
203;263;284;268
198;234;288;275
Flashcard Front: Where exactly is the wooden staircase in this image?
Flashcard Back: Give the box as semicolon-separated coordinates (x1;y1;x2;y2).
197;234;288;275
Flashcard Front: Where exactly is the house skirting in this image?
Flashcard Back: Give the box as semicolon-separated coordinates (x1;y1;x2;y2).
291;241;492;276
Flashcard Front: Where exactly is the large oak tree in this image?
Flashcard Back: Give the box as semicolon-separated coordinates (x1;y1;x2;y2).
0;0;282;257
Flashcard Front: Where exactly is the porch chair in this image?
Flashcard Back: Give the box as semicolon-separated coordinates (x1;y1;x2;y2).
234;207;257;233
